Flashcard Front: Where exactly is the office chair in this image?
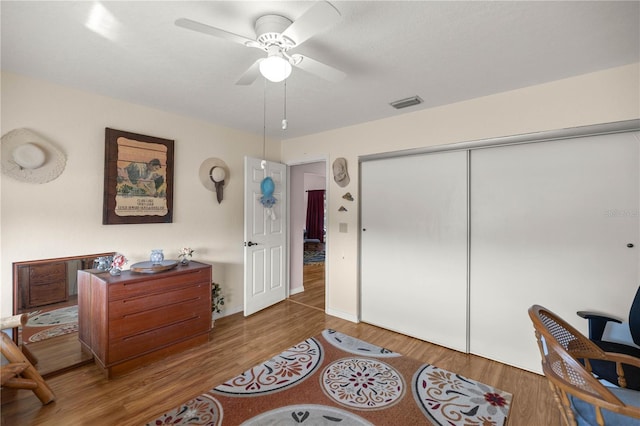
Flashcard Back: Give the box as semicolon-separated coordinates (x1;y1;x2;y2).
577;287;640;390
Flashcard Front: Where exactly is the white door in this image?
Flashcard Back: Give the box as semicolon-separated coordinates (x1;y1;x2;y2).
361;150;469;352
470;132;640;373
244;157;288;316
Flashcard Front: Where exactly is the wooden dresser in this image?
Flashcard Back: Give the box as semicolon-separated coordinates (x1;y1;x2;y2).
77;261;211;378
16;261;68;309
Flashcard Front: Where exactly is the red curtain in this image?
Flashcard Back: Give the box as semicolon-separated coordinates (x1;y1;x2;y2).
306;190;325;243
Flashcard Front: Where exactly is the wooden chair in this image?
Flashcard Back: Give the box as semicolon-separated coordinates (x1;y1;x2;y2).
529;305;640;425
1;313;55;404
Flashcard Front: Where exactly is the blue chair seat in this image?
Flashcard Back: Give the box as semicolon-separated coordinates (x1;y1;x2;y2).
571;387;640;426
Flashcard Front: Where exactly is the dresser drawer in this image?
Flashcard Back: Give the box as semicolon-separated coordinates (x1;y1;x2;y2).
30;281;67;306
108;287;210;339
30;262;66;284
108;268;210;300
109;282;208;318
27;262;67;307
107;307;210;363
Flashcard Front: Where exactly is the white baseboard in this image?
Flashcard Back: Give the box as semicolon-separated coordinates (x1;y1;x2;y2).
214;304;359;324
214;304;243;320
326;307;359;323
290;286;305;296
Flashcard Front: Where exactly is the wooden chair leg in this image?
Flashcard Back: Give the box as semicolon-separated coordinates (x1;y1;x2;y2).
1;331;55;404
2;312;39;366
21;343;39;366
1;363;29;384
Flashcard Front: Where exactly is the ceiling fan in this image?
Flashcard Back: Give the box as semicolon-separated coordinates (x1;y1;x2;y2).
175;1;346;85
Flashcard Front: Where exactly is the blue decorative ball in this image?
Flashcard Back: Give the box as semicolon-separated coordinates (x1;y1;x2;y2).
260;177;275;196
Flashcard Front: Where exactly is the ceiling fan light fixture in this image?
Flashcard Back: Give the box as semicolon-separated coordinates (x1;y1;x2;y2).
259;54;292;82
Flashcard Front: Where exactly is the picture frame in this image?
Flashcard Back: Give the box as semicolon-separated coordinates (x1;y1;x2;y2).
102;128;174;224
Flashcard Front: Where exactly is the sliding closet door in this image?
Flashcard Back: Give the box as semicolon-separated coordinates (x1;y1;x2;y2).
361;151;468;352
470;132;640;373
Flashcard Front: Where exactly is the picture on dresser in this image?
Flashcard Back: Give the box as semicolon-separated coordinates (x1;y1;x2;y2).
102;127;174;225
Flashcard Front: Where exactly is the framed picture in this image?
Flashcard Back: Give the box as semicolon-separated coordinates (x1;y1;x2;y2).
102;128;174;224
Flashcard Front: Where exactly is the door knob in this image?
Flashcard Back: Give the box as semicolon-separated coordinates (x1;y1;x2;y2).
628;243;635;248
245;241;258;247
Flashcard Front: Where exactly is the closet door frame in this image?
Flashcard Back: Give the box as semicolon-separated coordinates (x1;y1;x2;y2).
360;121;639;163
358;119;639;360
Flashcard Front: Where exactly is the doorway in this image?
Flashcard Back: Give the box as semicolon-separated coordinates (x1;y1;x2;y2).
288;161;326;311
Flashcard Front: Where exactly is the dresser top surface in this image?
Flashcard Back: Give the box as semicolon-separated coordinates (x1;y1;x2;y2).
81;260;211;284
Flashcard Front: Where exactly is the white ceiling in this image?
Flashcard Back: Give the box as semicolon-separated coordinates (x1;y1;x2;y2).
2;1;639;139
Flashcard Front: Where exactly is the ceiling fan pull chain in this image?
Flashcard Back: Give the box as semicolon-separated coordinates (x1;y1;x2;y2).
282;80;288;130
261;78;267;170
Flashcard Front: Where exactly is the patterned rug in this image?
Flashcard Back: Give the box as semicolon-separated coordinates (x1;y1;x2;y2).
27;305;78;326
147;329;512;425
303;250;325;265
23;305;78;343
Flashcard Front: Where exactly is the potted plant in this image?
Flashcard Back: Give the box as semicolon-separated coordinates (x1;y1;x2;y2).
211;282;225;327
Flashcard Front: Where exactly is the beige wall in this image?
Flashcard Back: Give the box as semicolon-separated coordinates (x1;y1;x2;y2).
2;64;638;321
281;63;640;321
0;71;280;318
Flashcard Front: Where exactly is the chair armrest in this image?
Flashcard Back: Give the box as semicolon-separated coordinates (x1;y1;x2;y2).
0;314;27;330
573;351;640;388
598;352;640;368
602;352;640;389
577;310;623;341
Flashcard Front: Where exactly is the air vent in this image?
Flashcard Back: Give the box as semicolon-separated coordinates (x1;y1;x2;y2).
390;96;423;110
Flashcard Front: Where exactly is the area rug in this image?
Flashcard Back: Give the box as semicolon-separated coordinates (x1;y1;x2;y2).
303;250;325;265
27;305;78;326
23;305;78;343
147;329;512;425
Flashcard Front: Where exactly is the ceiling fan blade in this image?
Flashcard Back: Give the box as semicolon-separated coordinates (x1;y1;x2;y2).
175;18;256;47
281;1;340;46
235;59;263;85
291;54;346;83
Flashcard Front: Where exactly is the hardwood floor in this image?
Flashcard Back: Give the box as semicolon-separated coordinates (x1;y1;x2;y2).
1;297;561;426
22;333;93;378
289;263;325;311
18;296;88;376
21;263;326;378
